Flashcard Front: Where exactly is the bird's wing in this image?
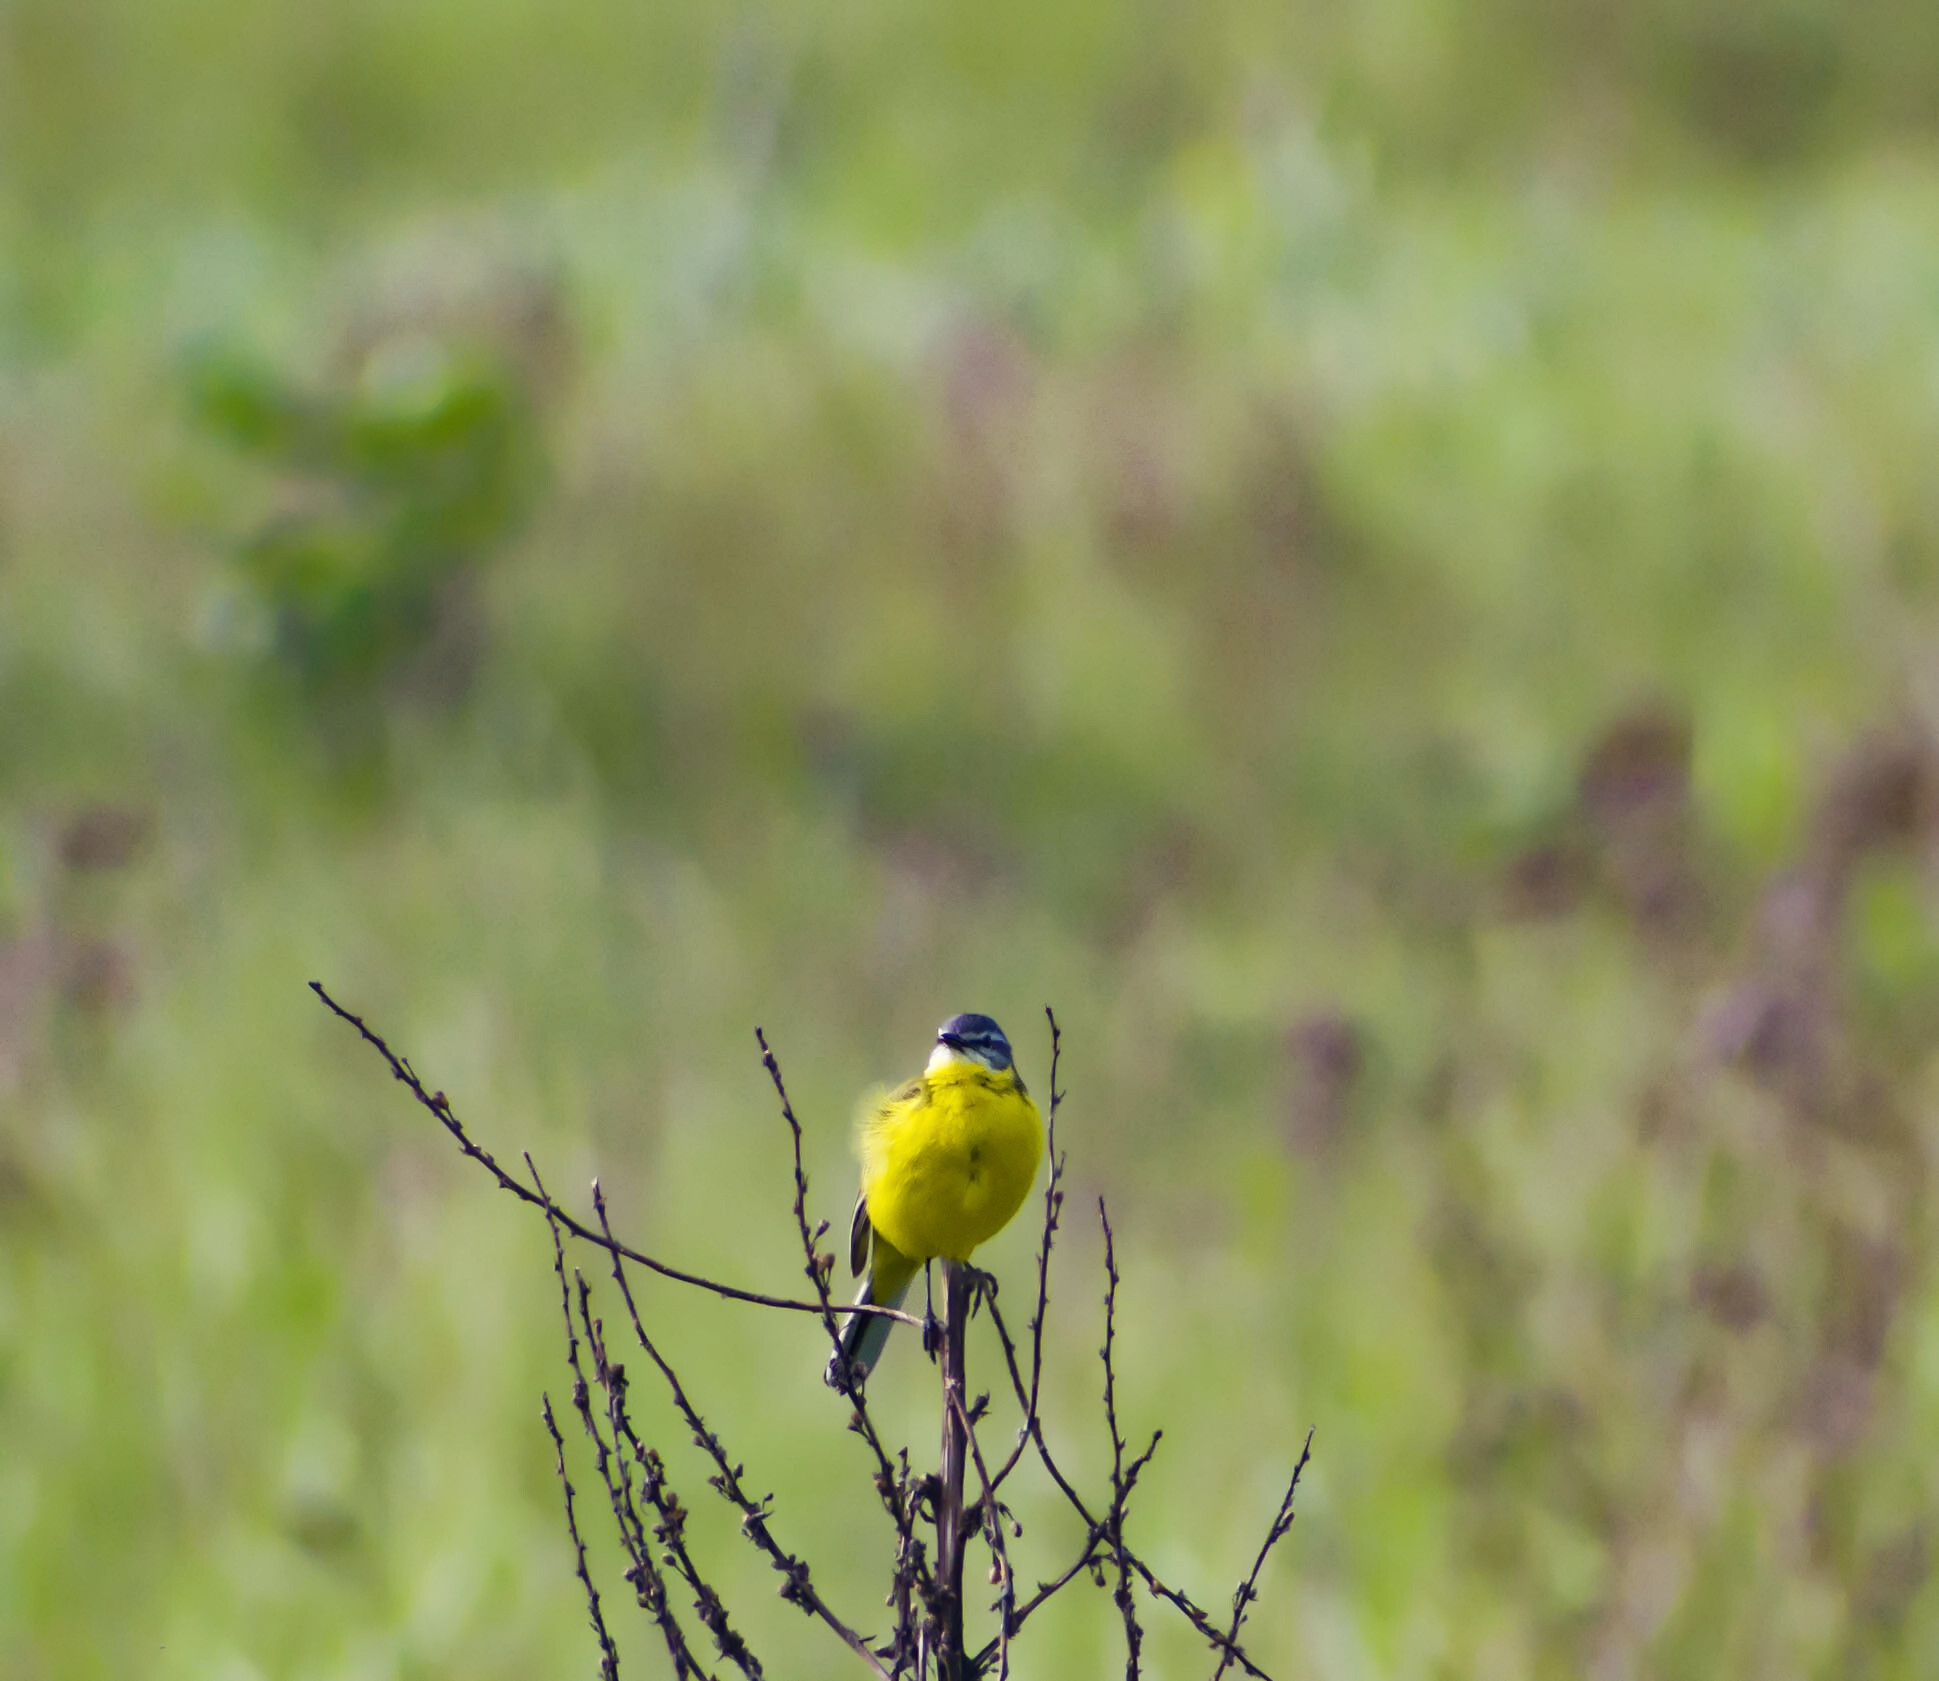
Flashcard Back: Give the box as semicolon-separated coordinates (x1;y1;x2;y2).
853;1076;926;1152
848;1191;872;1278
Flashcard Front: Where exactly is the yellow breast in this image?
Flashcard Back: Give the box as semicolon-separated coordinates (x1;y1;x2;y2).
859;1061;1043;1263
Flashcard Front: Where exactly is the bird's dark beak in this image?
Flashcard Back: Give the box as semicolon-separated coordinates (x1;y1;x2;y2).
939;1032;966;1051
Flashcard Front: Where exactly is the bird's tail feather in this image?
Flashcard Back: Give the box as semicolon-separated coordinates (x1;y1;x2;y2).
824;1258;916;1389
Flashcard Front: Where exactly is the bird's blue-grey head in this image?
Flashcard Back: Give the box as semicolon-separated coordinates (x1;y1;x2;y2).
933;1012;1014;1071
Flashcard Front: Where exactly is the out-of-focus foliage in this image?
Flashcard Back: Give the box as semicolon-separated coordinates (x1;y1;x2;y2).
6;0;1939;1678
190;335;540;692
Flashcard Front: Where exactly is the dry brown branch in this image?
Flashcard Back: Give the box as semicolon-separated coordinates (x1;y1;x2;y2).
308;983;918;1330
314;984;1309;1679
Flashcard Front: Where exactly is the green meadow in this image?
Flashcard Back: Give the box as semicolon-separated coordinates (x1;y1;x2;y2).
8;1;1939;1674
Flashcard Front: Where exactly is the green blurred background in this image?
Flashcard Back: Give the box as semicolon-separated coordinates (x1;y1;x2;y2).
8;0;1939;1675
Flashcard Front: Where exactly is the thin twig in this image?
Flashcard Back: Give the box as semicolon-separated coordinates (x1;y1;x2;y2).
980;1289;1100;1548
536;1158;707;1676
753;1026;933;1668
977;1528;1103;1669
756;1024;857;1362
590;1186;895;1681
543;1392;622;1681
973;1238;1159;1663
885;1442;929;1677
558;1202;762;1681
309;983;919;1328
1131;1561;1275;1681
982;1259;1277;1680
620;1422;758;1678
992;1008;1065;1493
576;1274;713;1679
1210;1431;1313;1681
1099;1200;1144;1677
754;1029;913;1486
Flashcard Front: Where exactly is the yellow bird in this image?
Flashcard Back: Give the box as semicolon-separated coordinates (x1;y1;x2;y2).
826;1013;1044;1386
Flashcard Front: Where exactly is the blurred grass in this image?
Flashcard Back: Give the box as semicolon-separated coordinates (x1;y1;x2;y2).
8;1;1939;1676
